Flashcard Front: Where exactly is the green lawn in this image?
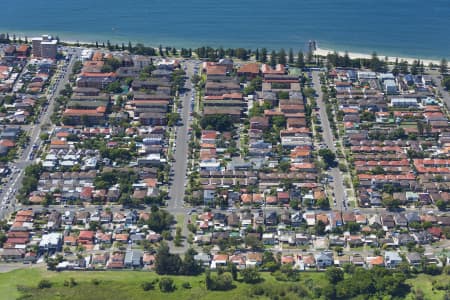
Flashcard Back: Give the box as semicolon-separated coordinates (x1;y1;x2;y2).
0;267;330;300
1;267;447;300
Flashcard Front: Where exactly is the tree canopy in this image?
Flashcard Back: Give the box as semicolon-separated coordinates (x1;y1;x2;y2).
200;114;234;131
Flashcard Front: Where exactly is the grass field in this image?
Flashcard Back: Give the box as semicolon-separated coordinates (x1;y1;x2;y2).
0;267;448;300
0;267;330;300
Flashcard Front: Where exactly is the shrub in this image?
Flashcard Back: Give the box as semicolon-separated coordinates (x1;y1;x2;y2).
37;280;52;289
241;267;262;284
91;279;101;285
181;282;192;289
141;281;155;291
159;277;175;292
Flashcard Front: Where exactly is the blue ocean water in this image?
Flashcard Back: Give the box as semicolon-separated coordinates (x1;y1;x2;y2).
0;0;449;59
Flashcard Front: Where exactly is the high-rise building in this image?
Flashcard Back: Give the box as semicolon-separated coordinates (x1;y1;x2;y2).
31;35;58;59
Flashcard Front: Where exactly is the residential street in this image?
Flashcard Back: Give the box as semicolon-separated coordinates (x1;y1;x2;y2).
167;60;199;253
311;71;347;211
0;48;81;220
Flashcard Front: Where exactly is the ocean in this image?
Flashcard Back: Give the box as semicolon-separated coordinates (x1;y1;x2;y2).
0;0;449;59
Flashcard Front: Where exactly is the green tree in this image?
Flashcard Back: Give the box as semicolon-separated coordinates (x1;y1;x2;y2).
146;207;174;233
270;50;277;67
154;242;182;275
105;81;122;93
296;51;305;68
260;48;267;63
181;248;203;275
315;220;326;235
278;48;287;65
200;114;234;131
241;267;262;283
244;235;263;251
325;267;344;284
318;148;337;168
442;76;450;90
435;199;447;211
288;48;294;65
440;58;448;75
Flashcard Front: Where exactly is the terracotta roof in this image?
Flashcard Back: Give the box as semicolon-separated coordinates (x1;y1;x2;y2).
213;254;228;261
63;107;106;116
238;63;260;74
368;256;384;265
50;140;67;146
78;230;95;240
80;72;116;77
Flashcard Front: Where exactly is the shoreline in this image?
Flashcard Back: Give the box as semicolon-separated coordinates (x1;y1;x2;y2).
1;31;445;65
314;47;441;66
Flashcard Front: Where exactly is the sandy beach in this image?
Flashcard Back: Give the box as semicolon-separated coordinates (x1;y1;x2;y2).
314;47;441;66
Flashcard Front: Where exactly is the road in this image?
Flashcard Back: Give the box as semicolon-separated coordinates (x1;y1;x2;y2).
431;74;450;108
166;60;199;253
0;48;81;220
311;71;347;211
167;60;198;211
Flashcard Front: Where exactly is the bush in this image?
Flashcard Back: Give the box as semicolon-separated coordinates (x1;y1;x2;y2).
241;267;263;284
206;272;234;291
63;278;77;287
159;277;175;292
181;282;192;289
423;264;442;275
37;280;52;289
141;281;155;291
91;279;101;285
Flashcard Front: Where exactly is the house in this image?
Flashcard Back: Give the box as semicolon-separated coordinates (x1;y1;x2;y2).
367;256;384;268
394;233;415;246
405;252;422;267
302;254;316;269
39;233;62;254
62;211;76;225
146;231;162;243
262;233;275;245
124;249;143;268
1;248;25;262
227;213;240;227
194;253;211;267
245;252;263;268
281;255;295;265
91;253;109;266
265;212;278;226
384;251;402;269
211;254;228;269
394;214;408;227
295;233;311;246
78;230;94;245
315;251;333;269
107;252;125;269
329;235;346;247
412;231;432;244
63;235;78;246
229;254;246;269
390;98;418;108
143;253;156;267
23;252;37;264
351;255;365;267
96;232;112;244
291;212;303;227
330;250;349;265
47;211;61;230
